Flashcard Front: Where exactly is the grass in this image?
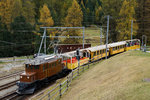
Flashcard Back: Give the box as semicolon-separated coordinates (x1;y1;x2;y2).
61;51;150;100
84;28;104;46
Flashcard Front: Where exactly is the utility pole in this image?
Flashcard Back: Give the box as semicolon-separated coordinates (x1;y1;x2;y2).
38;28;46;56
131;20;133;41
106;15;110;59
44;29;46;54
83;27;85;49
100;27;103;45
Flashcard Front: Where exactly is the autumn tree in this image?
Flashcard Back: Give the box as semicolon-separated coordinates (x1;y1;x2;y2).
39;4;54;27
63;0;83;44
116;0;138;40
12;0;22;21
65;0;83;27
0;0;13;29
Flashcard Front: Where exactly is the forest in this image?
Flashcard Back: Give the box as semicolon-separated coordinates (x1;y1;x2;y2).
0;0;149;57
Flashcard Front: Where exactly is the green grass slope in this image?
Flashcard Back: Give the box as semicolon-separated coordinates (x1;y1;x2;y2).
61;51;150;100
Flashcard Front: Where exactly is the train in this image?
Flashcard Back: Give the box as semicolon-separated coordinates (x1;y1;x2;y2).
16;39;140;94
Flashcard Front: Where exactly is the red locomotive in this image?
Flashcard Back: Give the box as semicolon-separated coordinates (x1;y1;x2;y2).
16;55;64;94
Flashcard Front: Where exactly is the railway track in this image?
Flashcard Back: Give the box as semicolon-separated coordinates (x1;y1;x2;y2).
0;90;21;100
0;71;24;100
0;71;24;80
0;80;18;91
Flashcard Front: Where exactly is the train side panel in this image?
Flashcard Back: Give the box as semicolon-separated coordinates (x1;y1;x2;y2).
109;45;125;55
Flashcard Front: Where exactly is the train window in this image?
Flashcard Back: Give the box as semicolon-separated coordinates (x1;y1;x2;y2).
97;51;99;55
34;66;36;69
34;65;39;69
26;64;29;69
37;65;39;69
103;50;105;53
31;66;33;69
52;63;54;67
43;65;45;71
100;50;102;54
113;47;115;51
55;62;56;67
94;52;96;56
49;64;51;68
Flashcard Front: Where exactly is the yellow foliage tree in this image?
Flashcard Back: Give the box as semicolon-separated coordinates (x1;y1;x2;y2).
65;0;83;27
0;0;13;29
63;0;83;44
116;0;138;40
95;6;102;22
39;4;54;27
12;0;22;21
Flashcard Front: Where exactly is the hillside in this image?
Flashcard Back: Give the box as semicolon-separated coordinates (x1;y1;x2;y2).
61;51;150;100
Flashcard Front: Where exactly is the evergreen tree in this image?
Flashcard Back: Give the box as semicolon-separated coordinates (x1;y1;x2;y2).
22;0;36;25
11;16;34;56
0;17;13;57
136;0;150;44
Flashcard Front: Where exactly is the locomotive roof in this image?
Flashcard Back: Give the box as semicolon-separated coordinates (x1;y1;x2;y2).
108;41;126;47
25;54;61;65
87;45;107;52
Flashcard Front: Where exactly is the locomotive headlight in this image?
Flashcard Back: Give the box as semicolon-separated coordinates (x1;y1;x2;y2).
27;76;29;79
20;76;22;78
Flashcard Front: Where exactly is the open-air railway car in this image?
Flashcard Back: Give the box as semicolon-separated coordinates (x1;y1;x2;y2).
16;55;64;94
62;50;89;70
87;45;109;61
108;41;126;55
125;39;140;51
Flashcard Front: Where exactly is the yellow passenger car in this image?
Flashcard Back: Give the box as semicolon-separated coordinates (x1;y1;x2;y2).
87;45;109;61
125;39;140;51
109;41;126;55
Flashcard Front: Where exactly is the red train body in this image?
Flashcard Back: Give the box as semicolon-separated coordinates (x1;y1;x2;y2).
16;55;64;94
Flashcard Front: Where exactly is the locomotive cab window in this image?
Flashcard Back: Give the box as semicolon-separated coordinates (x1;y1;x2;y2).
26;64;30;69
49;63;51;68
34;65;39;69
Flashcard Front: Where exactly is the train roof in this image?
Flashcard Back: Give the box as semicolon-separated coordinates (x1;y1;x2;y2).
25;54;60;65
86;45;107;52
126;39;140;42
108;41;126;47
61;49;87;57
